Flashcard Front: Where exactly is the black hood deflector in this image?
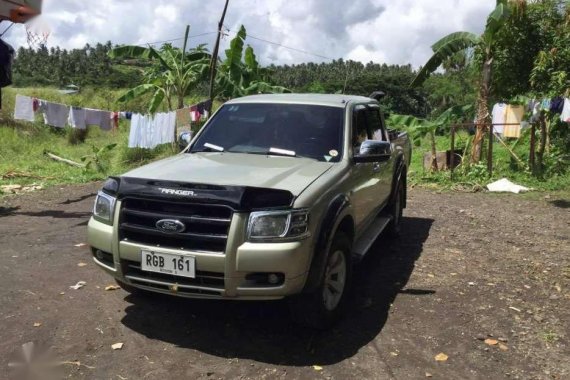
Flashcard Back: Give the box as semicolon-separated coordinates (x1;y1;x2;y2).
117;177;294;211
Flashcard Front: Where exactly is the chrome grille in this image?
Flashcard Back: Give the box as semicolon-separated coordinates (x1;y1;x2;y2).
119;197;232;253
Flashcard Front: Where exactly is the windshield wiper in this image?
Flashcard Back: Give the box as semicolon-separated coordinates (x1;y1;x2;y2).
268;147;296;157
192;142;224;153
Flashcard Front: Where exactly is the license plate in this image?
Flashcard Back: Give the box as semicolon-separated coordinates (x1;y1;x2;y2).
141;250;196;278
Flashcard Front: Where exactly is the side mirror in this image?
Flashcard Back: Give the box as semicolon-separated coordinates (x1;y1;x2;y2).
353;140;391;163
178;131;192;151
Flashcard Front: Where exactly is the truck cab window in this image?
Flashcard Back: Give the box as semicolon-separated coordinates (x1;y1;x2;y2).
366;107;387;142
352;108;369;153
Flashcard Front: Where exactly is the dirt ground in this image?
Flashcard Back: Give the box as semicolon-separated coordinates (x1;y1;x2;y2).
0;183;568;380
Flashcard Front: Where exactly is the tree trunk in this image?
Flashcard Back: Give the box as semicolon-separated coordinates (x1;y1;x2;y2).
429;130;439;171
536;111;547;176
470;56;493;163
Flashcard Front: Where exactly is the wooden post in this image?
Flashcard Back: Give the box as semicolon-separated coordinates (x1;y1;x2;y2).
529;122;536;173
450;125;455;180
487;123;493;176
207;0;230;114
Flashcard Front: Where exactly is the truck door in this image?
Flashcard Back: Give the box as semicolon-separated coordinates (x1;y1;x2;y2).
365;106;392;208
349;105;379;229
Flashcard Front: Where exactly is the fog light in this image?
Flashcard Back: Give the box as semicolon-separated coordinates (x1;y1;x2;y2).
96;249;104;260
268;273;279;284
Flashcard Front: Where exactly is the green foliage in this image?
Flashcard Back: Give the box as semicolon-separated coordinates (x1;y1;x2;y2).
0;87;176;189
411;32;480;88
12;42;143;88
215;25;290;99
81;143;118;174
110;38;210;113
270;60;429;117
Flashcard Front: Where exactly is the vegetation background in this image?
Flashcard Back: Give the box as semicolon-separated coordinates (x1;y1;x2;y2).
1;0;568;194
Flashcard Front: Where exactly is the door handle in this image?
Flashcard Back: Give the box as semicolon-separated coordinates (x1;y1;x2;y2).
373;162;381;172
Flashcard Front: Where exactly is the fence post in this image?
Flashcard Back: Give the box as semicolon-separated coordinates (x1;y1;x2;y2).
450;125;455;180
529;122;536;173
487;124;493;176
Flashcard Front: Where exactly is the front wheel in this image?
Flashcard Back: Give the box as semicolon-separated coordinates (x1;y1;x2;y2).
289;233;352;330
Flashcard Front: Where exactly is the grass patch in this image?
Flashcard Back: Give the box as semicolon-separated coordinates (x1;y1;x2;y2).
408;130;570;193
0;87;181;193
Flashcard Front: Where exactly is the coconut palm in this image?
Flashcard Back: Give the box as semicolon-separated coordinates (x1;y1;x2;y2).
410;0;520;163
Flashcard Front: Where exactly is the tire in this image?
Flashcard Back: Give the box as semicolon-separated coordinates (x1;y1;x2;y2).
289;233;353;330
387;178;404;237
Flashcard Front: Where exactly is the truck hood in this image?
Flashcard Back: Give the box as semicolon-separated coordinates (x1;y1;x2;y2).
122;152;334;196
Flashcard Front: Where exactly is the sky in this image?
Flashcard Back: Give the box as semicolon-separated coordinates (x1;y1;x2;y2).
3;0;496;67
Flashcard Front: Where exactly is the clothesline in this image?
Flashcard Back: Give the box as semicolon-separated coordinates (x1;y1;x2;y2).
13;94;213;149
490;95;570;139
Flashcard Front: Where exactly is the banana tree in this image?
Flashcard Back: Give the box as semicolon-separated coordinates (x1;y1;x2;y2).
410;0;515;163
389;105;473;171
215;25;290;99
108;27;210;113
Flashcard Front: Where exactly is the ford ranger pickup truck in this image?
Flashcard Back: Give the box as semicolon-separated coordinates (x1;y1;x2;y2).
88;93;411;329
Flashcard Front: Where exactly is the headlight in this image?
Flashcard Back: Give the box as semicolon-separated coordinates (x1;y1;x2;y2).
247;209;309;241
93;191;116;225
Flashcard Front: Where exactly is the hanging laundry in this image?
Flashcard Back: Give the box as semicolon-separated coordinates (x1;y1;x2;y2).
85;108;112;131
68;106;87;129
128;113;145;148
189;105;200;122
528;99;541;123
32;98;39;112
42;102;69;128
541;98;551;111
550;96;564;114
111;112;119;131
491;103;507;134
156;111;176;145
119;111;132;120
128;111;176;149
503;105;524;138
13;95;35;122
560;98;570;123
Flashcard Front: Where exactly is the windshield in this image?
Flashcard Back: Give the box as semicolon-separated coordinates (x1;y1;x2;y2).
190;103;344;162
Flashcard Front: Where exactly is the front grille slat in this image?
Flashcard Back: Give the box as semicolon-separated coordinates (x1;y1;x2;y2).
121;223;228;242
119;197;232;253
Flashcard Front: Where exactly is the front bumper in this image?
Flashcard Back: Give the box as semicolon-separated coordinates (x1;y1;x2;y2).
87;210;313;300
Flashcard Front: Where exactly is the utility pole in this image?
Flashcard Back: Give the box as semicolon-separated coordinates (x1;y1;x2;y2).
208;0;230;114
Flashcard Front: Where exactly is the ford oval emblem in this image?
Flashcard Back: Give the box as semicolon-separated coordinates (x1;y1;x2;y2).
156;219;186;233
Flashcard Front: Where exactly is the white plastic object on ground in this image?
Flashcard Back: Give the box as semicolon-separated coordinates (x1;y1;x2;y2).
486;178;530;194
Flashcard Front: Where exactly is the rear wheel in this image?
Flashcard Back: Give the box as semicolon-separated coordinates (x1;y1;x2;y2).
387;178;404;237
289;233;352;330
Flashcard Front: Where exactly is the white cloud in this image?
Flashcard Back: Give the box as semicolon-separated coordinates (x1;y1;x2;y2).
2;0;495;67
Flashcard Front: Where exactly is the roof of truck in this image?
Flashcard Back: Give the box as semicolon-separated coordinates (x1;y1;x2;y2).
225;93;377;108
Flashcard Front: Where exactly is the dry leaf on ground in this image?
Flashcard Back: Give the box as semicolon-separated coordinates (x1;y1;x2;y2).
77;262;87;267
312;365;323;371
484;339;499;346
33;322;41;327
105;285;121;291
111;343;124;350
434;353;448;362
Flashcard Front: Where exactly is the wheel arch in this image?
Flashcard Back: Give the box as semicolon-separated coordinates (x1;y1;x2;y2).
303;194;353;292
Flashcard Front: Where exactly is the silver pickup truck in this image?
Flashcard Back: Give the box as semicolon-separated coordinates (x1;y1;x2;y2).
88;93;411;329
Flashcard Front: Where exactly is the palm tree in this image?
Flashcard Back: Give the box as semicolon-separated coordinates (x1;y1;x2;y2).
410;0;518;163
